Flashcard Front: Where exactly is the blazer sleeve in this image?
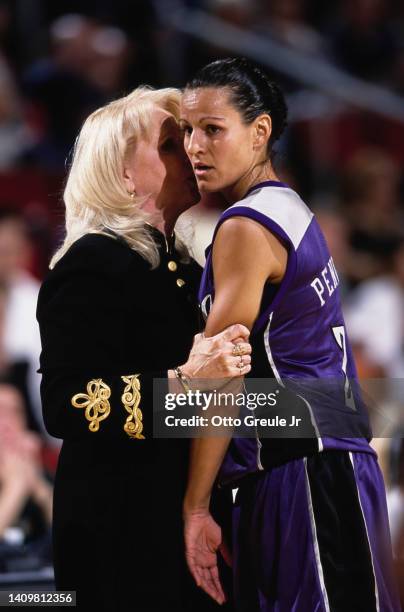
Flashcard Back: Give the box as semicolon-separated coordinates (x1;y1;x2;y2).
39;367;165;441
37;240;168;441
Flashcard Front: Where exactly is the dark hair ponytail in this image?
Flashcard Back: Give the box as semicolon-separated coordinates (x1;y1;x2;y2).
185;57;288;155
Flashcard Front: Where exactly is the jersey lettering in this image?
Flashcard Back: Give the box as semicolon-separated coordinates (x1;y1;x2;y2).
311;257;340;306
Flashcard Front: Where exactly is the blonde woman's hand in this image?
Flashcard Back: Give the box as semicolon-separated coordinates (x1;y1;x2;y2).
180;324;251;381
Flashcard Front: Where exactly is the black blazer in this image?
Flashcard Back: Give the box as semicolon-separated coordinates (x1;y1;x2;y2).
36;231;224;612
37;231;201;443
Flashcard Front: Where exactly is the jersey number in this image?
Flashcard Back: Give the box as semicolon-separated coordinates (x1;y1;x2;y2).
332;325;356;411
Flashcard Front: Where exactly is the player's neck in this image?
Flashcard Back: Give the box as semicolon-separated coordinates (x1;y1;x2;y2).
221;162;280;204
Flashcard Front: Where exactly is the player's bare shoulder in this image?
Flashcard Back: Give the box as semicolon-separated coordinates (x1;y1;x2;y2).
214;215;287;284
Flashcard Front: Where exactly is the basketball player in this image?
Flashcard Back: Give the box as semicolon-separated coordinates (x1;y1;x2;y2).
180;58;400;611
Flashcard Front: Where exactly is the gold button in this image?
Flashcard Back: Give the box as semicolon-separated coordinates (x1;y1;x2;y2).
176;278;185;287
168;260;177;272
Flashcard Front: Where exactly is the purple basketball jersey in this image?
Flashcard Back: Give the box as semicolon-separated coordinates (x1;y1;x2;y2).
199;181;374;481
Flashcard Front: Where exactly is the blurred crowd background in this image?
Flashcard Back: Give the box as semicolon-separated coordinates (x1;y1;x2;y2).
0;0;403;597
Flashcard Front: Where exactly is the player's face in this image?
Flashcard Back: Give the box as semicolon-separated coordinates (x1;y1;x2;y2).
124;107;200;217
180;88;258;197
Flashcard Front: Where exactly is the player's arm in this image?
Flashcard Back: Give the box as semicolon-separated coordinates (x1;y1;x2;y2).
185;216;287;512
183;217;287;603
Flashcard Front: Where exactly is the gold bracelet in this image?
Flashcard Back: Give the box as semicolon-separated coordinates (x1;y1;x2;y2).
174;366;191;393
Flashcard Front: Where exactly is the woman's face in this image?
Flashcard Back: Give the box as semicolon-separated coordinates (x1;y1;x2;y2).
124;107;200;218
180;87;262;197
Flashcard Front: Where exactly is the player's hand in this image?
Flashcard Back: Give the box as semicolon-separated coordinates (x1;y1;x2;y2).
184;509;227;605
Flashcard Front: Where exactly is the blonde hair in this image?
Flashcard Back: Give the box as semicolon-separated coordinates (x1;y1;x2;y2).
50;86;188;269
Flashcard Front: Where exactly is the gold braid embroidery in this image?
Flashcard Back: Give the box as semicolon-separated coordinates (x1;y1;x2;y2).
121;374;145;439
71;379;111;432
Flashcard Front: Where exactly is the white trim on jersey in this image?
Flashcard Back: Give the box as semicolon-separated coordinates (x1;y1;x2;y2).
297;395;324;453
256;437;264;472
228;186;313;250
304;457;331;612
264;312;284;387
255;312;284;472
264;312;324;454
348;452;380;612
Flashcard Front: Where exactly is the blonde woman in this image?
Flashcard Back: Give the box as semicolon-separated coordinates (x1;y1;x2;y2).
37;87;250;611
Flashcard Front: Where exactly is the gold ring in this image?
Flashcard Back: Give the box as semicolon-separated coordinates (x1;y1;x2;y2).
232;343;244;357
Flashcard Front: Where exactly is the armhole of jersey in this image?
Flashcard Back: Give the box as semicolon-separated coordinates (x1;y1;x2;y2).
212;206;298;333
198;249;213;303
